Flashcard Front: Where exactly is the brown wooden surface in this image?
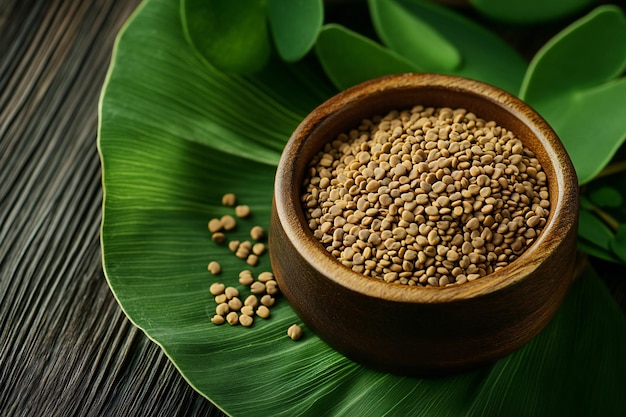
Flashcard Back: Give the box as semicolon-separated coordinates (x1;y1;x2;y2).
1;1;625;416
0;1;225;415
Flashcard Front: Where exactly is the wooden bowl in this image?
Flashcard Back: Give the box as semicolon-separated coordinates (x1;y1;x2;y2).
269;73;579;375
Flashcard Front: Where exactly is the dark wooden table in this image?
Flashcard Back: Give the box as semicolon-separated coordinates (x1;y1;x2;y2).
0;1;224;415
2;1;625;416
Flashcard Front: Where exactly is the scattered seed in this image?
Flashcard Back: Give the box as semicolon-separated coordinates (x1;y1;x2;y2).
235;205;251;218
250;281;266;295
241;305;255;316
252;243;266;256
256;305;271;319
214;294;227;304
224;286;239;299
228;297;242;311
226;311;239;326
239;270;254;286
244;295;259;308
250;225;266;241
235;246;250;259
207;261;221;275
258;271;274;282
265;280;279;296
287;324;303;341
239;314;254;327
221;215;237;231
209;282;225;295
208;218;223;233
246;254;259;266
212;232;226;244
216;303;229;316
211;315;225;325
222;193;237;207
260;294;275;307
228;240;240;252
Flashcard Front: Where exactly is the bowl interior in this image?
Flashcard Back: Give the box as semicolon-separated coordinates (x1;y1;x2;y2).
274;73;577;304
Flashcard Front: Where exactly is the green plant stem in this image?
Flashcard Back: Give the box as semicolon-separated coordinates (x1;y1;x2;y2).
590;205;621;232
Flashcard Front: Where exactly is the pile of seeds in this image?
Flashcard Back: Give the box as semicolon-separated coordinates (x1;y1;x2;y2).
301;106;550;287
209;271;279;327
207;193;267;267
206;193;302;340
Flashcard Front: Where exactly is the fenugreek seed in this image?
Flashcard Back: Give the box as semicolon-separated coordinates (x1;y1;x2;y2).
208;218;222;233
212;232;226;244
260;294;275;307
211;315;225;325
215;294;227;304
415;194;429;205
258;271;274;282
466;217;480;231
252;243;266;255
239;314;254;327
266;280;280;295
235;205;251;218
244;295;259;308
239;270;254;286
250;281;266;294
209;282;225;295
427;229;440;245
228;297;242;311
207;261;221;275
216;303;229;316
526;215;541;228
226;311;239;326
287;324;303;341
384;272;398;282
425;206;438;216
221;215;237;231
250;225;266;241
246;254;259;266
256;305;271;319
301;106;549;287
224;287;239;299
235;247;249;259
222;193;237;207
228;240;240;252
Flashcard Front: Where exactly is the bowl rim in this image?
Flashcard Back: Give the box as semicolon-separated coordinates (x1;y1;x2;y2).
274;73;578;304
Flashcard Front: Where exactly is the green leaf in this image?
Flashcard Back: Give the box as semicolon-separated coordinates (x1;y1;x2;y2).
314;24;419;90
520;5;626;102
389;0;527;93
470;0;596;24
590;186;623;208
181;0;270;73
578;238;621;263
368;0;461;71
268;0;323;62
100;0;626;415
578;208;614;251
612;224;626;262
535;78;626;184
519;6;626;184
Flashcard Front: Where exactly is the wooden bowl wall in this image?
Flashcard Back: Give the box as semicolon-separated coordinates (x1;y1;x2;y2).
270;73;579;375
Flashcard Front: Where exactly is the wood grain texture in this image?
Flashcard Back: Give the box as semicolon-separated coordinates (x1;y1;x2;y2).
0;1;225;415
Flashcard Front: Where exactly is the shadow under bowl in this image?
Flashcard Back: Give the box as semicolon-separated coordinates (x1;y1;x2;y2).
270;73;579;376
